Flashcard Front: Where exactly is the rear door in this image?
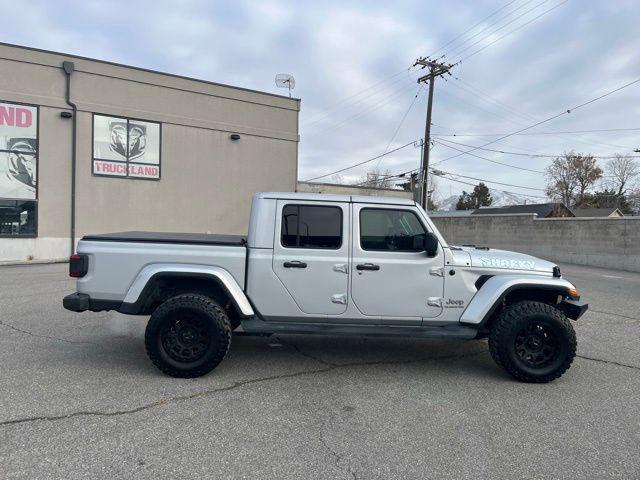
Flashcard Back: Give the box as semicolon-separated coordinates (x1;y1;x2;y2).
350;204;444;324
272;200;350;315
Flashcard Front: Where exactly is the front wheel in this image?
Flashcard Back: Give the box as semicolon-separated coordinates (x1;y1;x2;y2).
488;301;576;383
145;294;232;378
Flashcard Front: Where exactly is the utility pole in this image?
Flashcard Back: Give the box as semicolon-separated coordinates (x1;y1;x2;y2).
414;57;454;209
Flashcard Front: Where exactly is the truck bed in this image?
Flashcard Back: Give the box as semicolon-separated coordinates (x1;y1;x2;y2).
82;231;247;246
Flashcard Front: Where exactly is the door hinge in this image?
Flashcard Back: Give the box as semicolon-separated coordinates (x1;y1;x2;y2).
331;294;347;305
427;297;443;308
429;267;444;277
333;263;348;274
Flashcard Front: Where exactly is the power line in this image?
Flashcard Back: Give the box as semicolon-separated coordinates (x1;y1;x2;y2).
304;139;420;182
450;75;636;150
430;171;548;199
302;68;414;125
459;0;569;62
431;167;545;191
429;0;520;57
447;0;552;59
433;75;640;166
433;138;545;173
433;137;640;159
432;127;640;137
374;85;424;171
439;0;539;59
309;82;418;135
451;77;535;122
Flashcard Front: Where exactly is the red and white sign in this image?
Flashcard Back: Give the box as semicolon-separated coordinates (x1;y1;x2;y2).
93;160;160;179
0;102;38;200
92;114;161;180
0;105;33;128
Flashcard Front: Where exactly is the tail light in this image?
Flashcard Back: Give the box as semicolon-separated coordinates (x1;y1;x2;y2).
69;254;88;278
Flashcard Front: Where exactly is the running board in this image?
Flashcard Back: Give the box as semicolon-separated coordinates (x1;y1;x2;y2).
238;319;478;339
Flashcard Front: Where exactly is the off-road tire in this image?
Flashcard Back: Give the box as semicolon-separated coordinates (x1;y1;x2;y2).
145;294;232;378
488;301;576;383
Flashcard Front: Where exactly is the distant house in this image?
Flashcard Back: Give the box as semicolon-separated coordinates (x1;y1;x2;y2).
427;210;475;217
471;203;574;218
571;208;624;217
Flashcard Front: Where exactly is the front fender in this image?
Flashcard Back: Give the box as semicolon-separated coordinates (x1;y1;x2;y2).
121;263;254;317
459;275;576;327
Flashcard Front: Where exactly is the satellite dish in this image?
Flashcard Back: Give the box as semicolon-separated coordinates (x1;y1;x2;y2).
275;74;295;97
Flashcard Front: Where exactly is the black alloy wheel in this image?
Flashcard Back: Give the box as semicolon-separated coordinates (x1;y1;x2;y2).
145;294;232;378
488;300;576;383
160;315;211;363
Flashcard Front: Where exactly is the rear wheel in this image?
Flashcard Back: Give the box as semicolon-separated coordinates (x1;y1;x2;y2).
488;301;576;383
145;294;231;378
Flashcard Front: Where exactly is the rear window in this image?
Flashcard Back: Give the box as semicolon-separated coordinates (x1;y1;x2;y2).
281;204;342;249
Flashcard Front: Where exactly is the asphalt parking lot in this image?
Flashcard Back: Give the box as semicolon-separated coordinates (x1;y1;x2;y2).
1;262;639;479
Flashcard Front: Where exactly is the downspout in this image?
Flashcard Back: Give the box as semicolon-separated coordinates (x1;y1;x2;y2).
62;61;77;255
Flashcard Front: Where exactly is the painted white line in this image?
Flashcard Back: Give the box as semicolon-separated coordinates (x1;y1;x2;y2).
602;274;624;279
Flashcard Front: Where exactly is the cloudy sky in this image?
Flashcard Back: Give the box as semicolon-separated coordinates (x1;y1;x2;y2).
3;0;639;203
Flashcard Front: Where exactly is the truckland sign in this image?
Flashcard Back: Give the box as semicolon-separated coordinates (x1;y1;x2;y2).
0;102;37;200
93;114;161;180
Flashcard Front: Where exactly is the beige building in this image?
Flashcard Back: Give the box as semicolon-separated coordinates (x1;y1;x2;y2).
0;43;299;262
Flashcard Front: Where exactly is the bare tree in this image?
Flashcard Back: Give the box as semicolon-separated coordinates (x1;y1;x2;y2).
605;154;640;196
427;176;440;211
545;155;579;206
359;168;394;189
329;174;345;185
545;151;602;207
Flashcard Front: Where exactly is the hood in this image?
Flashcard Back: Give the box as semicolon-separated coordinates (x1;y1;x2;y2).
454;245;557;274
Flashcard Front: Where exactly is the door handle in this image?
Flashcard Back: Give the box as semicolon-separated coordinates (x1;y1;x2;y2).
356;263;380;271
283;261;307;268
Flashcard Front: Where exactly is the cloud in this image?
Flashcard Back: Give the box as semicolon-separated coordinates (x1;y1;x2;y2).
4;0;639;200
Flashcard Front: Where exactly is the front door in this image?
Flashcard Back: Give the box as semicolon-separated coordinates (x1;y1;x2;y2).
350;204;444;324
272;200;349;316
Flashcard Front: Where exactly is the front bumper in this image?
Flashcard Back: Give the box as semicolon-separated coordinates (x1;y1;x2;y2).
557;299;588;320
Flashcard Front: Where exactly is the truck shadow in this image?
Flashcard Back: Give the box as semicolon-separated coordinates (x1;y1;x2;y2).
64;330;506;381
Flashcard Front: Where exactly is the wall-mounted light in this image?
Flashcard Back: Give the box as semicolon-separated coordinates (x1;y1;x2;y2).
230;133;241;141
60;111;73;119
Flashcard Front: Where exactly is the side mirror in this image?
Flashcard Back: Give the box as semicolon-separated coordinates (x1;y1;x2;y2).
423;232;439;257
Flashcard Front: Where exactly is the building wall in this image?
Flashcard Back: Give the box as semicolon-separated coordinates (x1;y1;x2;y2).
297;181;413;199
0;43;299;262
431;213;640;272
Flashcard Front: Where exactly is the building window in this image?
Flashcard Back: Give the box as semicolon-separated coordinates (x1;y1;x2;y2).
0;101;38;237
360;208;426;252
281;204;342;249
92;114;161;180
0;199;36;235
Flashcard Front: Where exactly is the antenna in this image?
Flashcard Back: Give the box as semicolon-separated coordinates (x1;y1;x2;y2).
275;74;295;97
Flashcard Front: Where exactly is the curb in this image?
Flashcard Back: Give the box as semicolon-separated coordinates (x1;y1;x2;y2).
0;258;69;267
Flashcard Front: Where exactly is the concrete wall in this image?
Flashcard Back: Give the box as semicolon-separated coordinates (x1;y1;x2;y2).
431;213;640;272
0;43;299;262
297;181;413;198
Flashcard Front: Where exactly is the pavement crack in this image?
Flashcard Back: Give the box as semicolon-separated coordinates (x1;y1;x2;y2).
319;420;357;480
576;354;640;371
0;320;99;346
0;349;487;428
588;309;640;322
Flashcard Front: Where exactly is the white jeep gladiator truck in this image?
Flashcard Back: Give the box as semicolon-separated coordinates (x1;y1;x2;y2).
64;192;587;382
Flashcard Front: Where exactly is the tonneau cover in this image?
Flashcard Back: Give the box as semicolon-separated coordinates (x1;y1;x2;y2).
82;231;247;246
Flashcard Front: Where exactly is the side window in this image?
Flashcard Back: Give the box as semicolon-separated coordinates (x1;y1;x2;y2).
281;204;342;249
360;208;426;252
